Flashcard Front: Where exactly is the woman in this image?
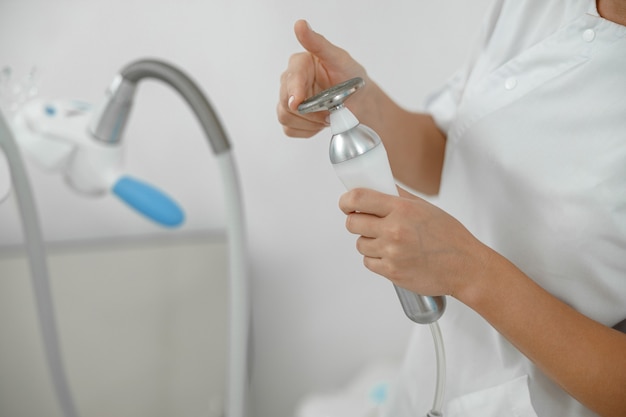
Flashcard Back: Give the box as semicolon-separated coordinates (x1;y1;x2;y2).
277;1;626;416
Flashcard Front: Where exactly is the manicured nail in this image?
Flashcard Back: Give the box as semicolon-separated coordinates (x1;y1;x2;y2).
288;95;295;109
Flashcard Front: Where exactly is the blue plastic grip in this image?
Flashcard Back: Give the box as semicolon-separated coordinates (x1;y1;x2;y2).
112;175;185;227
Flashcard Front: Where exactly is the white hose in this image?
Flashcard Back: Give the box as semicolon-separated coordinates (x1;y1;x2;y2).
0;111;81;417
218;151;251;417
427;321;446;417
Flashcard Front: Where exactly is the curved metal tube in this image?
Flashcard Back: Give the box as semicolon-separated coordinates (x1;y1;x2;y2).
90;59;250;417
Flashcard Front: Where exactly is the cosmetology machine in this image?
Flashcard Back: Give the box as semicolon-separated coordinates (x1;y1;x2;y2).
0;59;250;417
1;67;445;417
299;78;447;417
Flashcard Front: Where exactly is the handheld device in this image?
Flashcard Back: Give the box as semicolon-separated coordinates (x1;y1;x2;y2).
298;78;446;324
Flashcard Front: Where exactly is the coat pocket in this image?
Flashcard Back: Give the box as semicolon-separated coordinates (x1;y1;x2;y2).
446;375;539;417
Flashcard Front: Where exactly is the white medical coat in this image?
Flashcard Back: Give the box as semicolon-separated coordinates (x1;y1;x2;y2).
382;1;626;416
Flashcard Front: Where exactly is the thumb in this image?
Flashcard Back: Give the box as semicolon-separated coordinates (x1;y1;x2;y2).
294;20;346;64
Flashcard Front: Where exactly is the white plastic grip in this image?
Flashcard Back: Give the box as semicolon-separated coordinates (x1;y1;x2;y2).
332;143;398;196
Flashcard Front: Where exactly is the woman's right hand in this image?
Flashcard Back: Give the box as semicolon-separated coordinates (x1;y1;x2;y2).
277;19;369;138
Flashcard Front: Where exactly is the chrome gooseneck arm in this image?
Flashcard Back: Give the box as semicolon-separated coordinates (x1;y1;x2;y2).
90;59;230;155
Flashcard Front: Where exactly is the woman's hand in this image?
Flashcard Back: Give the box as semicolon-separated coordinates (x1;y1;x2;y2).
277;19;369;138
340;187;626;416
277;20;447;195
338;188;493;298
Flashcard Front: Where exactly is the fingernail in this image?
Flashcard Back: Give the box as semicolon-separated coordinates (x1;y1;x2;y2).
288;95;295;109
325;115;330;125
305;20;313;32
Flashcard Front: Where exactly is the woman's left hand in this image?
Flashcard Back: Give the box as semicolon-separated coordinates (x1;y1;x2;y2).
340;190;626;417
339;188;493;298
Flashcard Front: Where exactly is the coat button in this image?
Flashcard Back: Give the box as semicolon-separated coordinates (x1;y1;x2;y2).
582;28;596;42
505;77;517;90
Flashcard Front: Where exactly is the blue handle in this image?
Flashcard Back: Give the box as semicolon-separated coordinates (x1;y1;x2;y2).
112;176;185;227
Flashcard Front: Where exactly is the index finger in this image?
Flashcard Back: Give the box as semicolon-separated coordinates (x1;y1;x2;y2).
338;188;396;217
280;53;316;111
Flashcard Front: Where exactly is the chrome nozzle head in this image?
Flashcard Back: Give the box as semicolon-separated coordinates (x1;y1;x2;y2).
297;77;365;114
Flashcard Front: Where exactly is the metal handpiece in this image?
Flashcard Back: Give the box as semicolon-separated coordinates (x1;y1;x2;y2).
298;77;446;324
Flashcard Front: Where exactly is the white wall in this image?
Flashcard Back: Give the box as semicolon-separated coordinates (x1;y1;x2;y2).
0;1;493;416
